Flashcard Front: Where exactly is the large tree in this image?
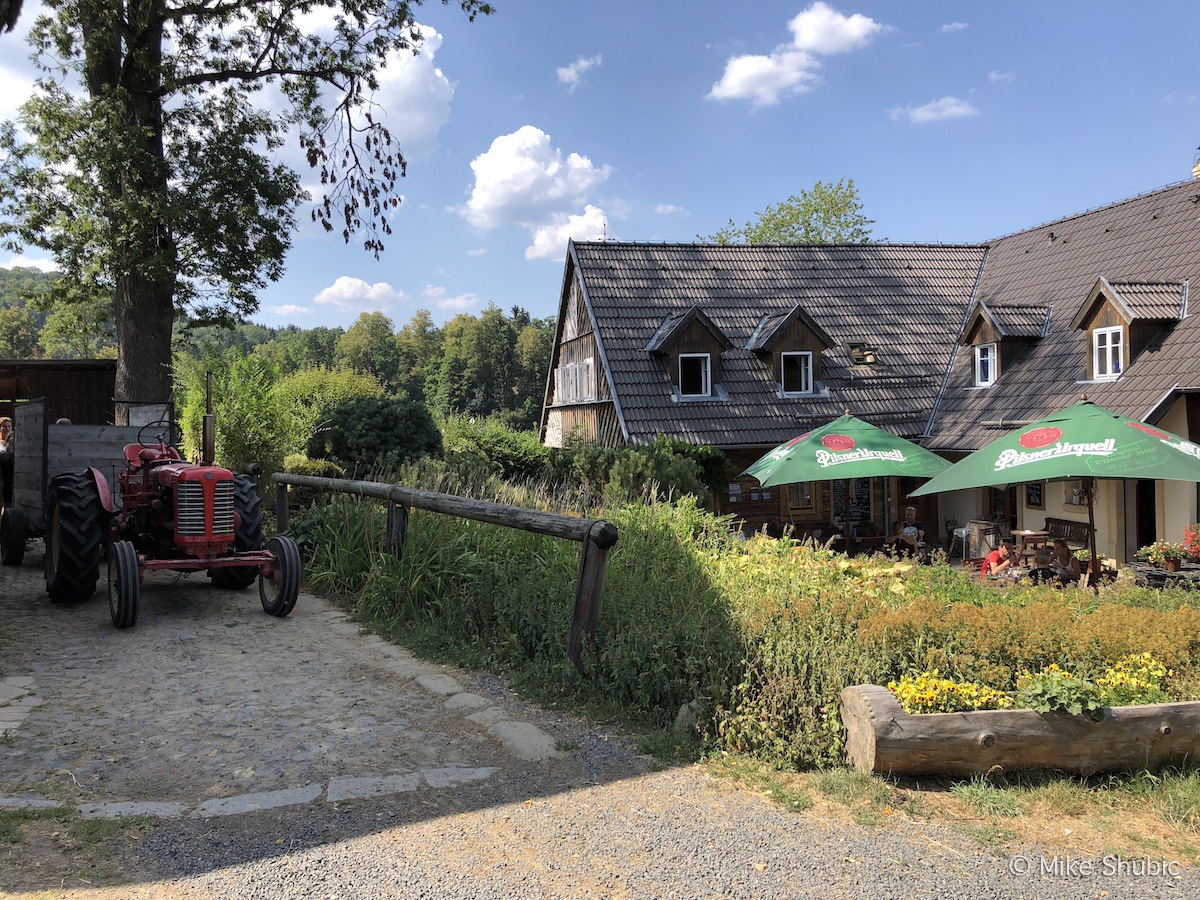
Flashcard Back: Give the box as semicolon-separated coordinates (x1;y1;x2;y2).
704;178;874;245
0;0;491;417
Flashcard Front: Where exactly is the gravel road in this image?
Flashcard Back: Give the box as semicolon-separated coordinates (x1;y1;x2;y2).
0;541;1195;899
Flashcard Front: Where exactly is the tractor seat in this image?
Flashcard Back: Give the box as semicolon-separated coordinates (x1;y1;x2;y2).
123;444;182;466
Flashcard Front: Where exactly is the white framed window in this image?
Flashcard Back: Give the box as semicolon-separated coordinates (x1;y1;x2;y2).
973;342;998;387
556;359;596;404
781;351;814;396
1093;326;1123;380
679;353;711;397
581;357;595;401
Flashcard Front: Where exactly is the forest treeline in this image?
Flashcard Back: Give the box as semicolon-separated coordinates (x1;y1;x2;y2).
0;266;555;431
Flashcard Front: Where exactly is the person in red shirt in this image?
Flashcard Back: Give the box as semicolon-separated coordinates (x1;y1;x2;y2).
979;541;1014;579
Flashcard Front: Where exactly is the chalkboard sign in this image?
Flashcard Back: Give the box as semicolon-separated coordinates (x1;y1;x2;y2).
1025;482;1044;510
832;479;873;523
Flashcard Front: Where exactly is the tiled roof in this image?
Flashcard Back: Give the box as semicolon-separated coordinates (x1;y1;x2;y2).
1109;281;1186;320
569;242;987;448
978;302;1051;338
925;181;1200;451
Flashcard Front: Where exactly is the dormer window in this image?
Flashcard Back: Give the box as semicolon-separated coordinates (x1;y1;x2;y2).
781;351;814;396
974;342;998;387
679;353;711;397
1093;326;1123;380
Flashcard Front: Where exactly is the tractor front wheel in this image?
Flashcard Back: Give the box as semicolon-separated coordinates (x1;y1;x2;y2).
259;535;301;618
209;475;265;590
45;472;104;602
1;506;25;566
108;540;140;629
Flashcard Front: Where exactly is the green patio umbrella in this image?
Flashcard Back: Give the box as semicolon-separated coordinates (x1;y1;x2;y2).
745;413;951;487
742;413;950;540
909;398;1200;578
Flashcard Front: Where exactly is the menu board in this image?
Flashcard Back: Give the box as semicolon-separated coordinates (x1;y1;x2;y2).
832;479;872;523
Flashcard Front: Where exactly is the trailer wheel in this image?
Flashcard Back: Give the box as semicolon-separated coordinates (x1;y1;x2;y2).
45;472;104;602
108;540;140;629
259;535;301;618
209;475;265;589
1;506;25;566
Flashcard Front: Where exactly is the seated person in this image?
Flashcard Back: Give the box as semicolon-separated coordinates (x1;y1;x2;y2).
1049;539;1082;585
887;506;926;557
1029;545;1057;583
979;540;1015;579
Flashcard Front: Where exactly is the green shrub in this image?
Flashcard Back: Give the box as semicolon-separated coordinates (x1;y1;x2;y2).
275;366;384;456
307;396;442;475
282;454;346;512
176;351;286;478
441;416;552;482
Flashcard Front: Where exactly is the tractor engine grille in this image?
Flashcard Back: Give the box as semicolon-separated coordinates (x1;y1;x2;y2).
177;480;235;537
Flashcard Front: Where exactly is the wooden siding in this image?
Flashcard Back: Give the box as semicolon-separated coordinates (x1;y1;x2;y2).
560;276;590;343
544;404;624;449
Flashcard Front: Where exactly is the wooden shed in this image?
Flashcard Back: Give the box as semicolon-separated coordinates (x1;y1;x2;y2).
0;359;119;425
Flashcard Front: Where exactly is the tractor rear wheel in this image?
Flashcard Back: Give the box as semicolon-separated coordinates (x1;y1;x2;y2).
1;506;25;566
108;540;140;629
259;535;301;618
209;475;265;590
45;472;104;602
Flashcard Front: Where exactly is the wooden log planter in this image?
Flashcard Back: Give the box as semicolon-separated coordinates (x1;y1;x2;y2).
841;684;1200;778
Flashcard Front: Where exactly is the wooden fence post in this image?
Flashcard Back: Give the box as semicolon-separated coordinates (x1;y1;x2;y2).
275;482;289;533
567;519;619;673
386;502;410;559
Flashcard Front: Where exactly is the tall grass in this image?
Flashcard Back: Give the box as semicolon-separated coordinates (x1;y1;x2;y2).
292;468;1200;771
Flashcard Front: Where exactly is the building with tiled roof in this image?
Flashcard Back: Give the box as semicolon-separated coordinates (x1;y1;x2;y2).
539;180;1200;560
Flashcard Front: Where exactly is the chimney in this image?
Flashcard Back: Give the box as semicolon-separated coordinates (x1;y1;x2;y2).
1194;146;1200;180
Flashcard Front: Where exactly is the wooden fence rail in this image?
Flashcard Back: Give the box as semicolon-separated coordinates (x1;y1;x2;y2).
271;473;619;672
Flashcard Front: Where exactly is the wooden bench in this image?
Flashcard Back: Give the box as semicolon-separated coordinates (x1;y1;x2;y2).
1043;516;1093;551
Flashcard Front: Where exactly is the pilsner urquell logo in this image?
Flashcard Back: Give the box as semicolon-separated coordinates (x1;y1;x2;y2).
994;426;1116;471
815;433;906;467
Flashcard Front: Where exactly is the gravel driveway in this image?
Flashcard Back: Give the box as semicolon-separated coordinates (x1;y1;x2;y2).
0;542;1195;899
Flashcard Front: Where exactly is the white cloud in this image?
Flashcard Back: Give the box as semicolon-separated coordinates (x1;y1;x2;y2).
422;284;445;299
437;293;479;311
989;70;1016;84
459;126;612;259
370;26;453;161
558;55;603;93
269;303;311;317
708;2;885;106
312;276;406;314
1;254;58;273
789;2;884;53
466;247;488;257
526;205;607;260
889;96;978;123
940;22;969;33
654;203;687;215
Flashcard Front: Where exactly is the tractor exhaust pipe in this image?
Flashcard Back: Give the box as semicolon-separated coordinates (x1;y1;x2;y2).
202;371;215;466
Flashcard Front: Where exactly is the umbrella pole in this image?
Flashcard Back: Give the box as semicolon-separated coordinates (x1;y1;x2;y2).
1086;476;1099;592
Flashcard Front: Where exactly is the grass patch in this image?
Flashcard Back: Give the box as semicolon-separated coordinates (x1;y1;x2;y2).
0;806;70;843
950;777;1024;817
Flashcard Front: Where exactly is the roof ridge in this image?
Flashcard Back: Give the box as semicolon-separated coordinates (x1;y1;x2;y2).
571;239;983;250
984;179;1198;243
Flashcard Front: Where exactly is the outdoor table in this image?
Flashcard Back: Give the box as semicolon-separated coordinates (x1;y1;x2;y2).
1010;529;1050;565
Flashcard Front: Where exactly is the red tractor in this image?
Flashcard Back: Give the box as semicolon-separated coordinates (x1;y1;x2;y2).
43;406;300;629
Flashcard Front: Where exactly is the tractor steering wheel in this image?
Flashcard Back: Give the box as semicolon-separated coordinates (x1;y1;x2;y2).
138;419;182;449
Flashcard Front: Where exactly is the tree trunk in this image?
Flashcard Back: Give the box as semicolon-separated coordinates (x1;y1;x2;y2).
114;272;175;424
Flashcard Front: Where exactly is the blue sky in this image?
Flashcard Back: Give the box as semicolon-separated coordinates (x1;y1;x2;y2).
1;1;1197;332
